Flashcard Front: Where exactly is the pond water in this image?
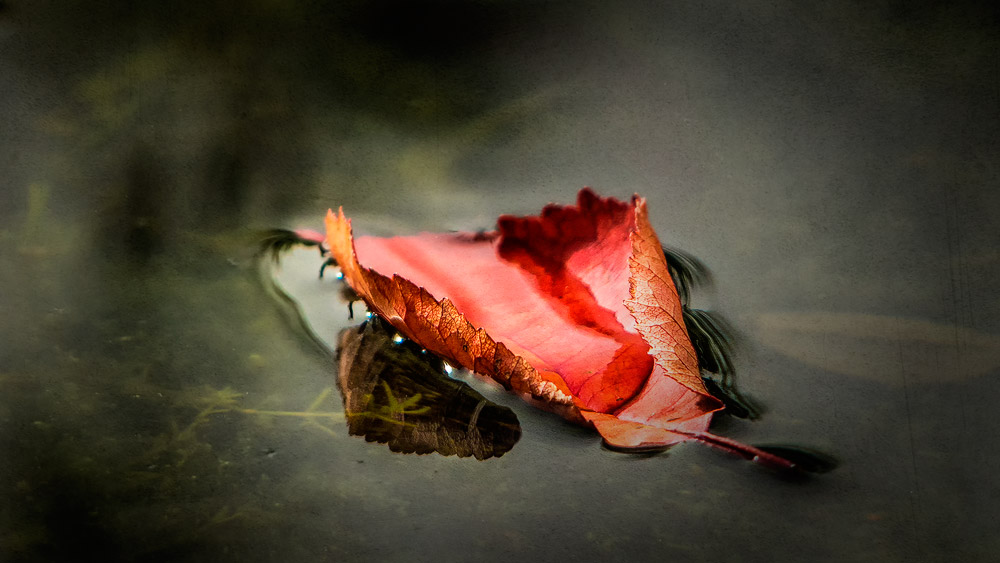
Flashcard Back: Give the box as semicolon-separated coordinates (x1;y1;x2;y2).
2;2;998;562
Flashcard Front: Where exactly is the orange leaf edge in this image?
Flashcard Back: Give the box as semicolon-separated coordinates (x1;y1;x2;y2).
325;208;585;424
625;196;716;399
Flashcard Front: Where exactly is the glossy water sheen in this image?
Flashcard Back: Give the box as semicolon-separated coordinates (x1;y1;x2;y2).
1;2;998;562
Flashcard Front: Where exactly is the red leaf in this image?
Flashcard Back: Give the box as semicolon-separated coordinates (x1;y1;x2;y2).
324;189;790;462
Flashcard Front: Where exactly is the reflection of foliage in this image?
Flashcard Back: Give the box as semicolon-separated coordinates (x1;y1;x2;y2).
0;212;359;559
22;0;562;240
4;2;537;559
238;386;345;438
347;381;431;427
136;386;244;471
137;385;344;473
338;318;521;459
18;183;51;256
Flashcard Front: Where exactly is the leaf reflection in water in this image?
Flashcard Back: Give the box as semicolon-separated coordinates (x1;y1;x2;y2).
336;317;521;460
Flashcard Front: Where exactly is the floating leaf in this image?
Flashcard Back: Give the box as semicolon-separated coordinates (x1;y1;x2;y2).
323;189;818;471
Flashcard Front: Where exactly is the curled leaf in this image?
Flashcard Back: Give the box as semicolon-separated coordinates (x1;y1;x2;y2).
323;189;816;470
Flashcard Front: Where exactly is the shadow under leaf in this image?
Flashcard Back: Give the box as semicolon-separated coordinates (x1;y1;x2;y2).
336;316;521;460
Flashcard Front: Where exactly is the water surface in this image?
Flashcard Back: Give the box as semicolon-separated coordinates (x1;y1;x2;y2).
2;2;998;562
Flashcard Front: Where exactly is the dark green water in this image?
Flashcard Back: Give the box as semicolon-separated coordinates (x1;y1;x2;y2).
2;2;998;561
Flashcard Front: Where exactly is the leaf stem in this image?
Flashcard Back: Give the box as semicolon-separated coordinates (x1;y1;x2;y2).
684;431;797;472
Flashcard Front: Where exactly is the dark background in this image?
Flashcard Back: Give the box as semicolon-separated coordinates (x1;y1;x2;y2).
2;2;998;562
